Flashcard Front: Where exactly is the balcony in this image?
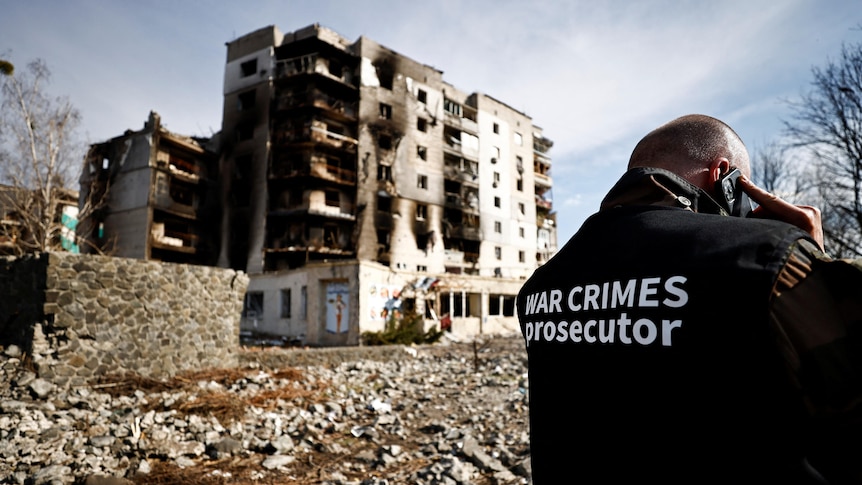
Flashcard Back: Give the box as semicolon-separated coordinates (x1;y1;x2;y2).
443;165;479;184
535;195;553;211
443;123;479;160
444;249;464;264
150;222;197;254
275;91;358;120
534;171;552;188
269;204;356;221
273;122;358;152
270;160;356;185
443;110;479;134
445;224;482;241
444;191;479;213
153;176;198;219
275;54;354;87
534;134;554;154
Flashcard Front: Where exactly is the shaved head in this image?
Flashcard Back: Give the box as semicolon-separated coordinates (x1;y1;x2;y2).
628;114;750;185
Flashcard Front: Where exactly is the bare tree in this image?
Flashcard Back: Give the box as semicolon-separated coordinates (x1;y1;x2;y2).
750;141;804;198
783;42;862;258
0;58;88;255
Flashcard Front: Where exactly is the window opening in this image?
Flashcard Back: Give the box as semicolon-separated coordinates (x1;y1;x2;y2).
240;59;257;77
443;98;462;117
379;103;392;119
378;134;392;149
280;289;291;318
243;292;263;318
377;164;392;181
238;90;255;111
325;190;340;207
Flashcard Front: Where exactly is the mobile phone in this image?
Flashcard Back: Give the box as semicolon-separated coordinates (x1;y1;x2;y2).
715;168;753;217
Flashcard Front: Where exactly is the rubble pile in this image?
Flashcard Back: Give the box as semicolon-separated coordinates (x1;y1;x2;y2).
0;336;532;485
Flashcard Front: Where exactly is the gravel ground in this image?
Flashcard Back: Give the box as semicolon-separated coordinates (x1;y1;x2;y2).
0;334;532;485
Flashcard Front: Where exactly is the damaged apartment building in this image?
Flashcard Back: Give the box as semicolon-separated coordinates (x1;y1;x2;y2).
79;111;220;266
80;23;556;347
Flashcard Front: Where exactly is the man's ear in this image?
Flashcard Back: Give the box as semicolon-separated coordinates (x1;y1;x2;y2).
708;158;732;185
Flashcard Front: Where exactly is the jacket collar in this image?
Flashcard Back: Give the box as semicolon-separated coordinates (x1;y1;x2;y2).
599;167;729;216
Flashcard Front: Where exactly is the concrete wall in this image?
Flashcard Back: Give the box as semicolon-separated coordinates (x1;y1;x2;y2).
240;259;524;346
0;252;249;387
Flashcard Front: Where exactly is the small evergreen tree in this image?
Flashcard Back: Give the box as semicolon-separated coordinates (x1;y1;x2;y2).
361;311;443;346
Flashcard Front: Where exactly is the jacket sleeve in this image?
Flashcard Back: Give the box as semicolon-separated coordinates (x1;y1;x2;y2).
770;239;862;484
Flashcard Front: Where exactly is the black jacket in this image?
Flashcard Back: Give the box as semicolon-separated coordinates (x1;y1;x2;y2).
518;168;842;483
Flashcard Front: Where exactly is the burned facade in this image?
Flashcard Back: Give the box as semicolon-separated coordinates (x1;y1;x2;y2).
79;24;556;347
78;112;219;265
221;24;557;345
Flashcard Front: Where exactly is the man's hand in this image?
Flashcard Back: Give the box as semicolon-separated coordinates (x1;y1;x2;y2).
738;175;824;250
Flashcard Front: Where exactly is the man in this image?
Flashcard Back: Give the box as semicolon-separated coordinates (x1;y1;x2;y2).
517;114;861;484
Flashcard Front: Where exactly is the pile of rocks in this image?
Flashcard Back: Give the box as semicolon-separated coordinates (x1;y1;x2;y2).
0;335;532;484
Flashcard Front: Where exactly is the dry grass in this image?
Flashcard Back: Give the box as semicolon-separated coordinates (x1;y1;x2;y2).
92;366;327;424
130;457;279;485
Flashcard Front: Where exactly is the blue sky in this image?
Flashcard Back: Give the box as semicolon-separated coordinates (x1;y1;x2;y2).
1;0;860;243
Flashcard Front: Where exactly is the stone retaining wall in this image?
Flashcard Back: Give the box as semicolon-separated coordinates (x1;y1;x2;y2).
0;252;249;386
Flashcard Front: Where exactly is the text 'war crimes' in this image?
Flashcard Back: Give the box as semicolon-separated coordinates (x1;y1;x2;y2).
521;275;689;348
